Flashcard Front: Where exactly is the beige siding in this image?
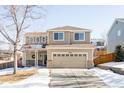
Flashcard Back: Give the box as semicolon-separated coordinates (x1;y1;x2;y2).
48;31;90;45
47;49;94;68
26;51;35;60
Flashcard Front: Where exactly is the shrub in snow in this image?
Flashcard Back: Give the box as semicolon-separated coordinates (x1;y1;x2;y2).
114;45;124;62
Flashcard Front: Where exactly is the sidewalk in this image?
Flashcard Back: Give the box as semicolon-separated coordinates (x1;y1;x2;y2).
98;62;124;75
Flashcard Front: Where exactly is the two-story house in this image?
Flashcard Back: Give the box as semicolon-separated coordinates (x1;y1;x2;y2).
107;18;124;53
23;26;95;68
91;39;106;56
91;39;106;50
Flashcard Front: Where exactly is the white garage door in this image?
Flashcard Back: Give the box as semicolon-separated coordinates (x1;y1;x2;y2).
52;52;88;68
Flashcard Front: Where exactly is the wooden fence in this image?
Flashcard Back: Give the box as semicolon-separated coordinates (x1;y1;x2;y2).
0;60;22;69
95;50;107;57
94;53;115;66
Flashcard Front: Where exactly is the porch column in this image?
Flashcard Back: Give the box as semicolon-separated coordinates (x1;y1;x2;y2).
35;50;38;67
42;54;44;66
25;51;27;66
22;51;26;66
85;54;88;69
37;50;39;66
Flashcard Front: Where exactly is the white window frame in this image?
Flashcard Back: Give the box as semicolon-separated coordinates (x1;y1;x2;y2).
74;32;85;41
53;32;64;41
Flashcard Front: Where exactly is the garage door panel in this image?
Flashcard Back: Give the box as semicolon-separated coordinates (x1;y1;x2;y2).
53;57;85;62
52;52;87;68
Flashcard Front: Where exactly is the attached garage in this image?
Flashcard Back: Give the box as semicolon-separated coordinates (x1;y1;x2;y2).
46;44;95;68
52;52;88;68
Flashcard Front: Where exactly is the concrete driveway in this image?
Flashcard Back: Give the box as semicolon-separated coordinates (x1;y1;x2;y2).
49;69;109;88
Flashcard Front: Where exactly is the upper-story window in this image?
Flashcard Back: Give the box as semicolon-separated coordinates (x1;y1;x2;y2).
117;30;121;37
53;32;64;41
30;37;33;44
26;36;29;44
74;32;85;41
37;37;40;43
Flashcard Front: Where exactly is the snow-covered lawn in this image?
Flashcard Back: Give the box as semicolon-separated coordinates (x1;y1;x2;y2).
0;67;50;88
0;67;34;75
90;67;124;88
0;67;124;88
98;62;124;68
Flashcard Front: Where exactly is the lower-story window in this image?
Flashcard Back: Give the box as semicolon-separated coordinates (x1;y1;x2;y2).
70;54;73;56
66;54;69;56
57;54;61;56
52;52;88;59
74;54;78;56
79;54;82;56
53;54;56;57
62;54;65;56
83;54;86;56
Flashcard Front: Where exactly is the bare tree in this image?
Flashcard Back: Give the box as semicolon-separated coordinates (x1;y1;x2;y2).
0;5;46;74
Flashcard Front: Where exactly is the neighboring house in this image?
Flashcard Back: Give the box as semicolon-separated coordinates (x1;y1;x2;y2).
107;18;124;53
0;50;22;69
23;26;95;68
91;39;106;50
91;39;106;56
0;50;13;60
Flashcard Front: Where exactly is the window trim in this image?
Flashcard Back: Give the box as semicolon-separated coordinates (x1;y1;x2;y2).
74;32;85;41
53;32;64;41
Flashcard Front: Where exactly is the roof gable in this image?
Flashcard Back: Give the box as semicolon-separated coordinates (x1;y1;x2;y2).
116;18;124;22
48;26;91;32
108;18;124;36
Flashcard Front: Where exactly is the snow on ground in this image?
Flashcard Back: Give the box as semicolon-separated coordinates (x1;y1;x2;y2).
0;67;34;75
1;66;124;88
90;67;124;88
0;67;50;88
98;62;124;68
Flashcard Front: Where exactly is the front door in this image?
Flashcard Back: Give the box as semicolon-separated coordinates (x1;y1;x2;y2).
38;53;47;66
38;54;43;66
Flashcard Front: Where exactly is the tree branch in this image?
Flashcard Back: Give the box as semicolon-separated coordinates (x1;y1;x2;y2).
0;29;14;44
19;5;29;32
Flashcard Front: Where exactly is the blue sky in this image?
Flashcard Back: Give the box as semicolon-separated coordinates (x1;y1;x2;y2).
1;5;124;39
29;5;124;39
1;5;124;49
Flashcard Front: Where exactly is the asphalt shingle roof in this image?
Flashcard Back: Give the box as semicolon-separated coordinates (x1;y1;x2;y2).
48;26;90;31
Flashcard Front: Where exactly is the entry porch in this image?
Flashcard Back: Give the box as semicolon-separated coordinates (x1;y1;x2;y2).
22;49;47;67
